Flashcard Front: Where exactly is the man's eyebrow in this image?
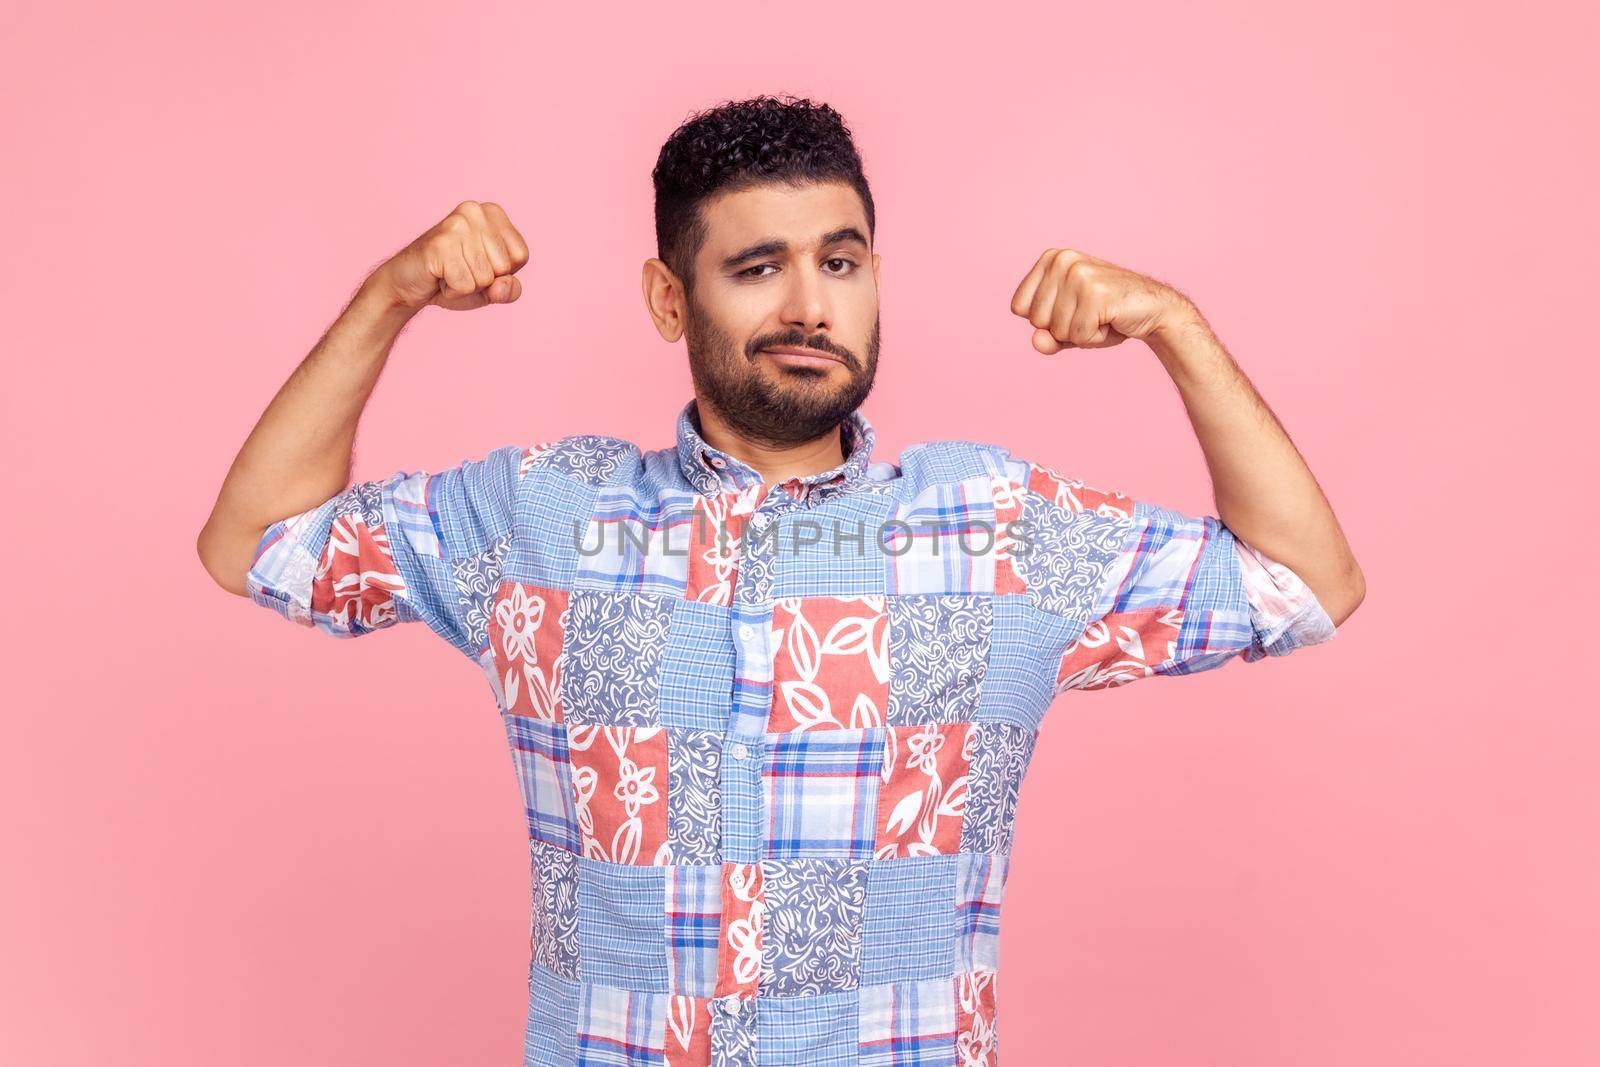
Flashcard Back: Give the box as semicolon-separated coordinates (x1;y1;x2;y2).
720;226;870;271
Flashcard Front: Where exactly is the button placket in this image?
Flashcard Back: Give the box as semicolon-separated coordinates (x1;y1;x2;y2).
717;489;791;897
707;862;763;1064
725;491;789;738
709;992;759;1063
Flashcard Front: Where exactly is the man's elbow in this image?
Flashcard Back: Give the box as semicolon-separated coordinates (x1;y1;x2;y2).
1322;564;1366;628
195;524;253;598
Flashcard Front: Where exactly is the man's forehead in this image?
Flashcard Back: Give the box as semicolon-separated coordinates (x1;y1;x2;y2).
704;182;868;250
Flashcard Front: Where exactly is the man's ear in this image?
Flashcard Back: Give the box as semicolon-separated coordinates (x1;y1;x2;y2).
641;258;685;342
872;252;881;291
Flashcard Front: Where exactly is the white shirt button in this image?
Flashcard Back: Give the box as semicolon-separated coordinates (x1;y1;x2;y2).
750;512;770;528
719;993;744;1013
739;624;756;642
729;741;749;761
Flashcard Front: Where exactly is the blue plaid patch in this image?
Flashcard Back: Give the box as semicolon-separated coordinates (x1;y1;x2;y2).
1097;502;1208;614
577;860;669;993
771;492;896;599
658;601;736;733
526;961;580;1067
664;863;720;997
575;982;666;1066
502;471;598;590
973;596;1078;731
764;729;886;859
884;477;1000;595
573;485;698;596
858;975;958;1066
503;714;580;852
758;988;860;1064
861;855;959;984
955;852;1008;972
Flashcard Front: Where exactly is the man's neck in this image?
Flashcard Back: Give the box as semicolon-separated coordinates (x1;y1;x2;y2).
694;399;846;485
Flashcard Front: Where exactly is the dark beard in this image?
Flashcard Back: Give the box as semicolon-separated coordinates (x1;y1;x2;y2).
683;300;880;448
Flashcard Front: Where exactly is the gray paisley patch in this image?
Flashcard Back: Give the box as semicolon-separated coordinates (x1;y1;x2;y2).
960;722;1038;854
340;479;386;528
450;532;511;652
711;1007;759;1065
1012;494;1131;621
667;730;723;863
562;591;673;726
529;839;579;978
760;858;867;996
887;594;992;725
528;435;639;486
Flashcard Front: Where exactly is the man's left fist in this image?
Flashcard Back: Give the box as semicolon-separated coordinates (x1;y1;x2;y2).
1010;248;1195;354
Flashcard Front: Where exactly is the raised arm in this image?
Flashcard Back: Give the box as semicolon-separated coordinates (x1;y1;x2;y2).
196;201;529;596
1141;308;1365;626
1009;247;1365;627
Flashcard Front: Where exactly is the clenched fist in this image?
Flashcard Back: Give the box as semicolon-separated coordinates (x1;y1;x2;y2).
371;200;529;312
1010;249;1195;354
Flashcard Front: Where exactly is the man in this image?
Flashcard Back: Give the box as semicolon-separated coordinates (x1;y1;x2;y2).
198;94;1363;1066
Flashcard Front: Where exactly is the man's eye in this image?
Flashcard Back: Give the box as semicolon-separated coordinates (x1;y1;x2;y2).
739;259;857;279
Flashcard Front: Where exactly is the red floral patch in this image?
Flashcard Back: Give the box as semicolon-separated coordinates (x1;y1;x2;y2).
769;596;890;731
309;513;407;631
1056;607;1183;690
487;582;570;720
875;722;972;858
567;725;670;864
1028;463;1134;517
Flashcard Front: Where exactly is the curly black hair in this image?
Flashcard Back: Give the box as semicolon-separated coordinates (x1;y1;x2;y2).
652;93;876;300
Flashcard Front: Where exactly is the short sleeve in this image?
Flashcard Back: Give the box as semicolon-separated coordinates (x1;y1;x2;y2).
1017;461;1338;692
245;444;525;658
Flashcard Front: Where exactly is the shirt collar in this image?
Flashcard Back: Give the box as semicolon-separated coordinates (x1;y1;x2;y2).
676;397;877;497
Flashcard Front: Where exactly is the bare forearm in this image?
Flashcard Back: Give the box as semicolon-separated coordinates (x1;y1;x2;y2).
1145;311;1365;624
197;201;531;596
196;279;416;594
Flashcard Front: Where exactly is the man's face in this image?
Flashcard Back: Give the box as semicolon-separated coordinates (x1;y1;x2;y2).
682;180;880;447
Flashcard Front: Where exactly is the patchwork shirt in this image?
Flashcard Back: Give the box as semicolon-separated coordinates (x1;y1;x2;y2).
245;397;1338;1065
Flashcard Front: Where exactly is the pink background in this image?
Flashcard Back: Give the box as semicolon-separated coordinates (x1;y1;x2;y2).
4;0;1596;1063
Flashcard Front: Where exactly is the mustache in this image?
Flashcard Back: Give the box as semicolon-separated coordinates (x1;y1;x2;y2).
752;338;856;367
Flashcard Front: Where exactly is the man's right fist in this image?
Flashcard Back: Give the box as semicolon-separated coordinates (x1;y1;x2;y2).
371;201;529;312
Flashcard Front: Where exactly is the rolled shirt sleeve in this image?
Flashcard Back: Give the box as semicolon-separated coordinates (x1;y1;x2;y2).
1230;533;1339;660
244;444;524;656
1015;459;1338;692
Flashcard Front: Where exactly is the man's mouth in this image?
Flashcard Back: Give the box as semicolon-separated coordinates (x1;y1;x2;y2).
759;346;845;370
